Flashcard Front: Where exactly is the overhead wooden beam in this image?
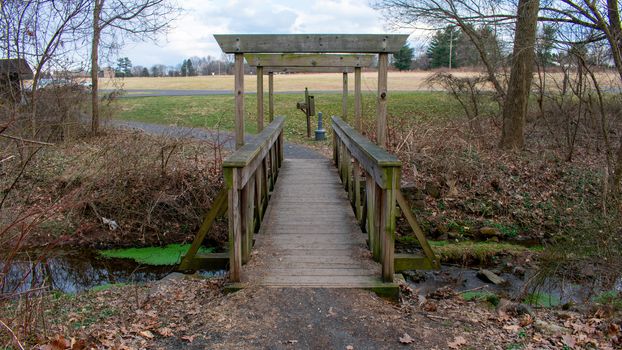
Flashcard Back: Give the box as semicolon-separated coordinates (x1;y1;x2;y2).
214;34;409;53
264;66;354;73
246;54;375;67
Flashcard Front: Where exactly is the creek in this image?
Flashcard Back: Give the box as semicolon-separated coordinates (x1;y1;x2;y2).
1;249;224;294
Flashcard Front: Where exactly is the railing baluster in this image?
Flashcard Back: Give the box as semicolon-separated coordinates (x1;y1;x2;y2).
227;168;242;282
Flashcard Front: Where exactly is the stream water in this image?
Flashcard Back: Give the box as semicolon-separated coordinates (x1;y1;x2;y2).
1;250;224;294
406;265;621;305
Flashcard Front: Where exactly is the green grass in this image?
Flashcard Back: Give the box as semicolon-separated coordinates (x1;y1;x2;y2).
592;290;622;310
99;243;214;266
115;92;488;145
90;282;128;292
428;240;532;263
523;292;561;308
461;290;500;306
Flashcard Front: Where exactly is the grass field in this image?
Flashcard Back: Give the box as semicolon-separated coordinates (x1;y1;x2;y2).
102;70;621;92
115;91;489;144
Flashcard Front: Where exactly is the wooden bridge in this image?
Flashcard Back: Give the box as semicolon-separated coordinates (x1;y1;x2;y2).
178;35;439;297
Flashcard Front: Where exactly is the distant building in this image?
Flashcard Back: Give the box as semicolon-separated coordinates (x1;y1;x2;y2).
0;58;34;102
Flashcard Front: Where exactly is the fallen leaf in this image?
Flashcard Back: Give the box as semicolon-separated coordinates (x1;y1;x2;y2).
70;338;87;350
328;307;337;316
346;346;354;350
139;330;154;339
519;314;534;327
399;333;414;344
286;340;298;344
157;327;174;337
561;334;576;348
503;324;521;332
448;336;467;349
181;335;196;343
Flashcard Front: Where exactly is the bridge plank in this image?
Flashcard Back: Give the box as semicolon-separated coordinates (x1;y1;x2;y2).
241;159;384;288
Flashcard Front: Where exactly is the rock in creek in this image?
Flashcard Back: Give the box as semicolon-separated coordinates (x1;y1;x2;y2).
477;269;508;286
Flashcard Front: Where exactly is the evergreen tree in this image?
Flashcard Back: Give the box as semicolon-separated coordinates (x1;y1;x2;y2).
180;59;188;76
115;57;133;77
393;44;414;70
141;67;150;77
186;59;196;76
537;24;557;66
427;27;460;68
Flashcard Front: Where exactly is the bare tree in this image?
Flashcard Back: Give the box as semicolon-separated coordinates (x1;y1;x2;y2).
89;0;178;134
374;0;515;99
0;0;90;137
499;0;540;149
539;0;622;192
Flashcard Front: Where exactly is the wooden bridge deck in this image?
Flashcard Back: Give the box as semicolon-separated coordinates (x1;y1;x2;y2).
241;158;387;288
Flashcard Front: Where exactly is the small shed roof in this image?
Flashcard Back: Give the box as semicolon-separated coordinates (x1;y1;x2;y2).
0;59;34;79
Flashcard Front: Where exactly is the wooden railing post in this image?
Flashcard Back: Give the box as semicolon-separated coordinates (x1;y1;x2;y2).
381;167;399;282
226;168;242;282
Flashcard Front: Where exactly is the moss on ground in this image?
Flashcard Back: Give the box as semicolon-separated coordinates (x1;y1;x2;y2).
99;244;214;265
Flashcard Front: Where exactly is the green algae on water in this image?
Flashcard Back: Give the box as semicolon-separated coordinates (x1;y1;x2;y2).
99;244;214;266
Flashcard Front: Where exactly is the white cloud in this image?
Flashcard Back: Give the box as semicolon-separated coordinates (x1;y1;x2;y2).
119;0;413;67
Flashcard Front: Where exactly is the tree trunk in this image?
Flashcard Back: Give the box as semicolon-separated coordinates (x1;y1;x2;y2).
613;135;622;194
90;0;103;135
499;0;539;149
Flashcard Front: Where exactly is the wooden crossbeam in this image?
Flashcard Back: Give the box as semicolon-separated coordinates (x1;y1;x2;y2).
177;189;228;271
396;191;440;269
264;66;354;73
214;34;409;53
246;53;374;67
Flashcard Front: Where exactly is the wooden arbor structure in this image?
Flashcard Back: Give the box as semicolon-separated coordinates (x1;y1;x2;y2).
180;34;439;286
245;53;375;132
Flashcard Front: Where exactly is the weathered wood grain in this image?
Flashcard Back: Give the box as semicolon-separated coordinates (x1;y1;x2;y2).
246;53;375;67
214;34;409;53
256;66;264;131
265;66;354;73
242;159;384;288
234;53;244;149
376;53;389;148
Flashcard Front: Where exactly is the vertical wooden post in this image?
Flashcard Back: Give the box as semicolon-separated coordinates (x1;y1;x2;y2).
365;176;376;258
257;66;264;131
354;67;362;132
240;183;249;264
376;53;388;148
234;53;245;150
227;169;242;282
268;72;274;122
354;162;362;221
373;184;382;261
342;72;348;120
254;166;263;230
380;167;399;282
278;130;284;166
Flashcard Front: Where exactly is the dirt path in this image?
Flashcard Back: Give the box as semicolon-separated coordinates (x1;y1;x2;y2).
45;275;620;349
108;119;326;160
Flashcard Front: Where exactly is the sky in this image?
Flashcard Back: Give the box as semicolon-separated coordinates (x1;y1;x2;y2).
118;0;414;68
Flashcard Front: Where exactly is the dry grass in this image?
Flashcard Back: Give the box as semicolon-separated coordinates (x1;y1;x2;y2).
100;70;621;92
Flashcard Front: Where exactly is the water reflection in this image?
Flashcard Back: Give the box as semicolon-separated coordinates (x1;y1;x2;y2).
2;250;180;294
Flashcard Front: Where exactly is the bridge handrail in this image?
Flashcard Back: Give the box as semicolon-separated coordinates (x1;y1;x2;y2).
224;116;285;282
331;116;400;282
331;116;400;189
